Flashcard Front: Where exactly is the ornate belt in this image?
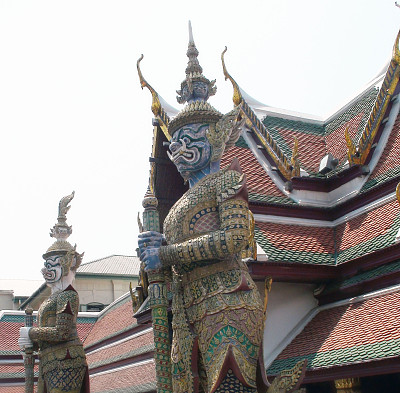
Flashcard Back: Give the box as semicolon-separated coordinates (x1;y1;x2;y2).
39;336;81;355
181;256;247;285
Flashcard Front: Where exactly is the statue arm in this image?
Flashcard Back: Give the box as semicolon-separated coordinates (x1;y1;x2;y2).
29;291;78;342
159;170;250;267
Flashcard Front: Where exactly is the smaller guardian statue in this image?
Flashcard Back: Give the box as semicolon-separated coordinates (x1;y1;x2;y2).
19;192;89;393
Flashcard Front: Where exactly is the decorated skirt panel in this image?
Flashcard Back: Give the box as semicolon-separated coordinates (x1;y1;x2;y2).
192;290;263;392
214;369;257;393
171;267;263;392
39;342;87;375
42;364;86;393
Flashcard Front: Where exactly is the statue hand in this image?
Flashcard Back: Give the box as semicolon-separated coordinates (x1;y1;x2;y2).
140;247;162;271
138;231;164;254
18;327;32;349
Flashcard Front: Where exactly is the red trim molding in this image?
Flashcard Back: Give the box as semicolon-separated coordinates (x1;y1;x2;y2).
303;357;400;384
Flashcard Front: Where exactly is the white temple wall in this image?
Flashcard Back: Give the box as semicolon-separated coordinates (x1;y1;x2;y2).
261;282;317;365
74;276;137;310
0;290;14;310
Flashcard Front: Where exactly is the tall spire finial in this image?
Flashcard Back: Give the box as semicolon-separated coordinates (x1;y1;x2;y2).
50;191;75;241
176;22;217;104
184;21;202;80
188;20;194;44
43;191;83;273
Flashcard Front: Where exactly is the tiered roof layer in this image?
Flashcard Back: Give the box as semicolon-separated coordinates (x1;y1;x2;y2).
268;288;400;379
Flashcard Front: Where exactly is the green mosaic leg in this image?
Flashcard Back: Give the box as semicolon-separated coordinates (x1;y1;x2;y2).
148;274;172;393
142;190;173;393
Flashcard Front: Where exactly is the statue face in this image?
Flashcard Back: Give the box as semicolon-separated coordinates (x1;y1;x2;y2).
181;81;209;103
191;81;208;101
168;123;212;178
41;255;63;284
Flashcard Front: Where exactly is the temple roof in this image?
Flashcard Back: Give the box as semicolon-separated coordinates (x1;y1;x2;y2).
77;255;141;277
221;136;289;205
90;361;156;393
267;286;400;381
252;198;400;267
83;293;155;393
260;85;379;175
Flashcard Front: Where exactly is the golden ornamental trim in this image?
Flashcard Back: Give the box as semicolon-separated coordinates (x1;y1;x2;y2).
240;100;293;180
137;55;171;140
221;47;243;107
392;29;400;66
291;137;301;177
345;126;360;165
221;47;295;179
347;31;400;166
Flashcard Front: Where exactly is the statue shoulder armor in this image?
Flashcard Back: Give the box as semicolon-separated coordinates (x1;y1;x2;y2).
56;285;79;315
216;158;248;203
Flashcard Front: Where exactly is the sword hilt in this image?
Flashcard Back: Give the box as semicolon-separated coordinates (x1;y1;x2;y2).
25;307;33;328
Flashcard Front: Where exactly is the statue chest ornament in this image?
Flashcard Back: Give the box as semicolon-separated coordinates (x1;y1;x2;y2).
163;170;220;245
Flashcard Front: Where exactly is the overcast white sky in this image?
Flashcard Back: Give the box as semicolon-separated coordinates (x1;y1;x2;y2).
0;1;398;281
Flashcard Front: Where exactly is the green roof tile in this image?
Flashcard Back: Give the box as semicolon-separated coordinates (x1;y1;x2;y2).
336;214;400;265
254;226;336;265
267;337;400;375
255;212;400;266
256;87;379;177
249;193;295;205
324;259;400;294
324;88;379;138
361;166;400;193
263;117;325;137
0;314;35;323
235;136;250;150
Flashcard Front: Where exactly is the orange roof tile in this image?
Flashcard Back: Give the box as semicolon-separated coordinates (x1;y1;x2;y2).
0;387;26;393
257;222;335;255
83;296;136;347
87;330;154;368
269;290;400;374
325;112;365;166
222;145;285;198
279;129;326;173
90;361;156;393
336;199;399;252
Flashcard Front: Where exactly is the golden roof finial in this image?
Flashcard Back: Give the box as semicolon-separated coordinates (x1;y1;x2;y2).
137;54;162;117
392;29;400;65
291;137;300;177
345;126;360;165
221;47;243;107
396;182;400;205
